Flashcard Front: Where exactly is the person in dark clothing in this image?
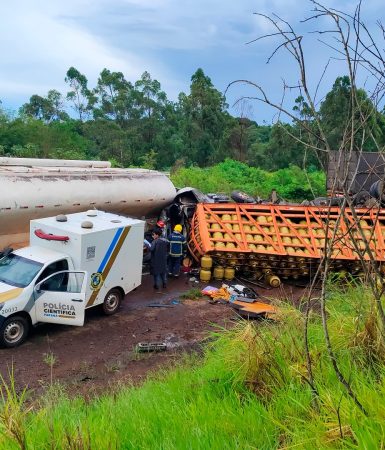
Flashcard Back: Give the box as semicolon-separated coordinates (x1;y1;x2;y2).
150;228;169;292
168;201;183;230
143;226;161;265
145;225;162;244
168;224;187;277
142;238;151;264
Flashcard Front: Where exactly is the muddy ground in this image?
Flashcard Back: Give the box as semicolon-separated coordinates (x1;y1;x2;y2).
0;274;307;398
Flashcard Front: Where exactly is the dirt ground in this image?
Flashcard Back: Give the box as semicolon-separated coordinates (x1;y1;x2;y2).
0;274;307;398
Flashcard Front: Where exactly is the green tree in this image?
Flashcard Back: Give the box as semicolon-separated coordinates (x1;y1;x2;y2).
20;90;68;123
46;90;69;122
134;71;168;147
20;95;48;121
140;149;158;169
178;68;228;166
259;123;301;170
81;119;132;165
319;76;385;152
65;67;96;121
225;117;259;162
93;69;134;124
135;72;167;120
247;124;272;168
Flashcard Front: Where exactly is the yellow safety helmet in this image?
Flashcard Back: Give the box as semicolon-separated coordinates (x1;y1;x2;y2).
174;224;182;232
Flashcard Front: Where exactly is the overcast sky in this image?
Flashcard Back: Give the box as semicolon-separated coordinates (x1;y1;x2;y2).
0;0;383;122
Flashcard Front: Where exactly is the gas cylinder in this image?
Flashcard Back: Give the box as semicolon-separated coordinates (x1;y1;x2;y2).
201;255;213;269
213;266;224;280
200;269;212;282
224;267;235;281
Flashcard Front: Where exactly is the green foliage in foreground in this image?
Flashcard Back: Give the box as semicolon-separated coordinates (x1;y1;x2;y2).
171;159;326;201
1;285;385;449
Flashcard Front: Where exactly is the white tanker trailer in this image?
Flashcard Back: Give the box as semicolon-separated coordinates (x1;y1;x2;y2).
0;158;176;248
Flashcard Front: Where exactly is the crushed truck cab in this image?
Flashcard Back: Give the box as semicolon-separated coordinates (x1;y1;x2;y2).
0;210;144;347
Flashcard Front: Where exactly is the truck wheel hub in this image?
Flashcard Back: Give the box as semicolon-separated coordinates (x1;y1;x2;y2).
106;294;118;309
4;322;23;343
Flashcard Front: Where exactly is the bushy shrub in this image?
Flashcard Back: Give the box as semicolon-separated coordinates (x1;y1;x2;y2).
171;159;326;201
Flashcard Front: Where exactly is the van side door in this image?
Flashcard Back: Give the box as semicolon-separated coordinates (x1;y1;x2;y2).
34;271;87;326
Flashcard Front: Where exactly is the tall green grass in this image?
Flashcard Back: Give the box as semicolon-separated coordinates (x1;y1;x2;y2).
1;285;385;449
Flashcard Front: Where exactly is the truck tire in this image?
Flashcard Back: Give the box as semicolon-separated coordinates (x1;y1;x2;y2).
369;180;385;203
353;190;370;206
311;197;342;207
310;197;329;206
231;191;256;204
102;288;123;315
0;315;30;348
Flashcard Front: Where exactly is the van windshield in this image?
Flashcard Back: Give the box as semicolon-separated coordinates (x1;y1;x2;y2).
0;254;43;288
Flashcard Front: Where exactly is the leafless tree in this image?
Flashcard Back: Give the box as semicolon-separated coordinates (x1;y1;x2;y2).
228;1;385;416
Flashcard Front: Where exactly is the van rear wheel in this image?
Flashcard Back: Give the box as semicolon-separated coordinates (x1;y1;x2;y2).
102;288;123;315
0;316;29;348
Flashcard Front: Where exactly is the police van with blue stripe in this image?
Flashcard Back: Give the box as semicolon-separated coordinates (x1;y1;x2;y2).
0;210;144;347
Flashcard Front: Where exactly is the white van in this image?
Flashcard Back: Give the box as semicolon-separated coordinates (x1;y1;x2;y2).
0;210;144;347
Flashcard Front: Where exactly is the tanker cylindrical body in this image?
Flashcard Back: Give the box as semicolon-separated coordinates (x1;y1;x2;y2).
0;157;112;169
0;160;176;247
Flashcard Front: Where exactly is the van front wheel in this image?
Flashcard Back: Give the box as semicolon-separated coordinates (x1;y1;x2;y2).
102;288;123;315
0;316;30;348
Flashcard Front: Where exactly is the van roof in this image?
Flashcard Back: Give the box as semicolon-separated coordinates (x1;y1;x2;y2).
31;210;143;235
14;246;69;264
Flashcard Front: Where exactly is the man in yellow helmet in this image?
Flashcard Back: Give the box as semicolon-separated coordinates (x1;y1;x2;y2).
168;224;186;277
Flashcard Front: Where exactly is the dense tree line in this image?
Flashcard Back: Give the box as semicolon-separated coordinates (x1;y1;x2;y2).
0;69;384;171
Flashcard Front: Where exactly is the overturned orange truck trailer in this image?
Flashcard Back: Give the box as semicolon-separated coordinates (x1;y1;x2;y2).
188;203;385;281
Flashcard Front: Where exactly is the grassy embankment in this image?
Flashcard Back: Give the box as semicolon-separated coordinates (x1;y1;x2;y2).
171;159;326;202
1;284;385;449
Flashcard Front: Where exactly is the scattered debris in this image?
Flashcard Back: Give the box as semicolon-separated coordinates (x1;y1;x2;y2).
229;299;277;319
201;283;278;318
147;298;182;307
79;375;94;382
228;284;259;299
147;303;175;308
201;285;219;295
164;333;180;349
136;342;167;353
